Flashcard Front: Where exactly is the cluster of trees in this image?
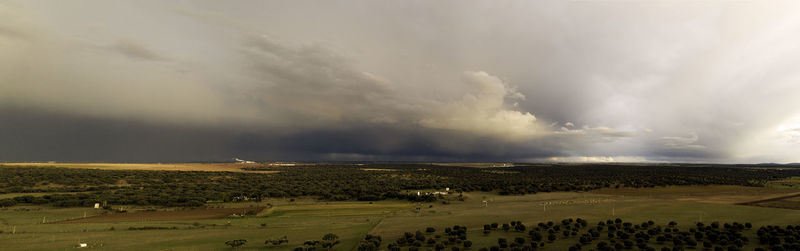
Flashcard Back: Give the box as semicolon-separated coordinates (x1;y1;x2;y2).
573;219;754;251
264;236;289;247
489;218;754;251
482;218;592;249
225;234;340;250
224;239;247;248
387;225;470;251
2;164;800;207
357;234;383;251
483;220;532;234
216;221;800;250
756;225;800;250
381;218;799;250
293;233;340;251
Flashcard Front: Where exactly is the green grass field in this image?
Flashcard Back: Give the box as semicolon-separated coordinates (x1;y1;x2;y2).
2;186;800;250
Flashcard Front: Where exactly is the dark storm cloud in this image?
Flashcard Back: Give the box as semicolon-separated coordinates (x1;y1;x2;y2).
0;107;233;162
2;1;800;163
0;107;565;162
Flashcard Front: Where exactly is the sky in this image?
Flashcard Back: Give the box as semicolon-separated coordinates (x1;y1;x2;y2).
2;0;800;163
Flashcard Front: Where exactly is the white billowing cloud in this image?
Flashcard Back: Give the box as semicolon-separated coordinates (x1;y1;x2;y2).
418;71;542;140
661;133;706;150
731;114;800;163
232;35;634;157
238;35;568;143
788;129;800;145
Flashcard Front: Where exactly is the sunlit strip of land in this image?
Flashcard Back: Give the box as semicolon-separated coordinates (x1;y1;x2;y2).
0;162;280;173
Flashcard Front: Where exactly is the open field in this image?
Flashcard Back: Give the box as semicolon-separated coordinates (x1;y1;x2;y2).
589;185;800;204
0;199;393;250
56;206;266;223
369;189;800;245
431;163;516;168
2;185;800;250
0;163;280;173
766;176;800;189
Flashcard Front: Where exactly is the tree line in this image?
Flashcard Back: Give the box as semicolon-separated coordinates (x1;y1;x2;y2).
1;164;799;207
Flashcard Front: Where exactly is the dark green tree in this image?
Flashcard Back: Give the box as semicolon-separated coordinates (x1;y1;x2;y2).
321;233;340;250
225;239;247;248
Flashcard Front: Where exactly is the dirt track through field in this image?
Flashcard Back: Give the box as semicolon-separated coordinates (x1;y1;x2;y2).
54;207;266;223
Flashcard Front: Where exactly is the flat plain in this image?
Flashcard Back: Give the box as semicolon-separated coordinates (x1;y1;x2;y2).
2;163;800;250
1;186;799;250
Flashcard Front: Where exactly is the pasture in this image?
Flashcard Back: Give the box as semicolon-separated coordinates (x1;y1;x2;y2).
2;185;800;250
57;206;266;223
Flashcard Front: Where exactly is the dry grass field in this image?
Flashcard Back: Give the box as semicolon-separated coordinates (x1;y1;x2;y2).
3;185;800;250
589;185;800;204
368;188;800;250
0;162;280;173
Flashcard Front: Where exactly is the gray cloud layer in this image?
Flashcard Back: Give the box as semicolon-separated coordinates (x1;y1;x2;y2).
2;1;800;163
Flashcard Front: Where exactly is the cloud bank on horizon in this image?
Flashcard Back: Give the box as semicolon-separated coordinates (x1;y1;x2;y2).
2;1;800;163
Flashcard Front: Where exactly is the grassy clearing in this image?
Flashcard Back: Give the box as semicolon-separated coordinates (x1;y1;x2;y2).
1;185;800;250
370;190;800;237
56;207;266;223
370;189;800;250
589;185;800;204
766;176;800;189
262;202;412;218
